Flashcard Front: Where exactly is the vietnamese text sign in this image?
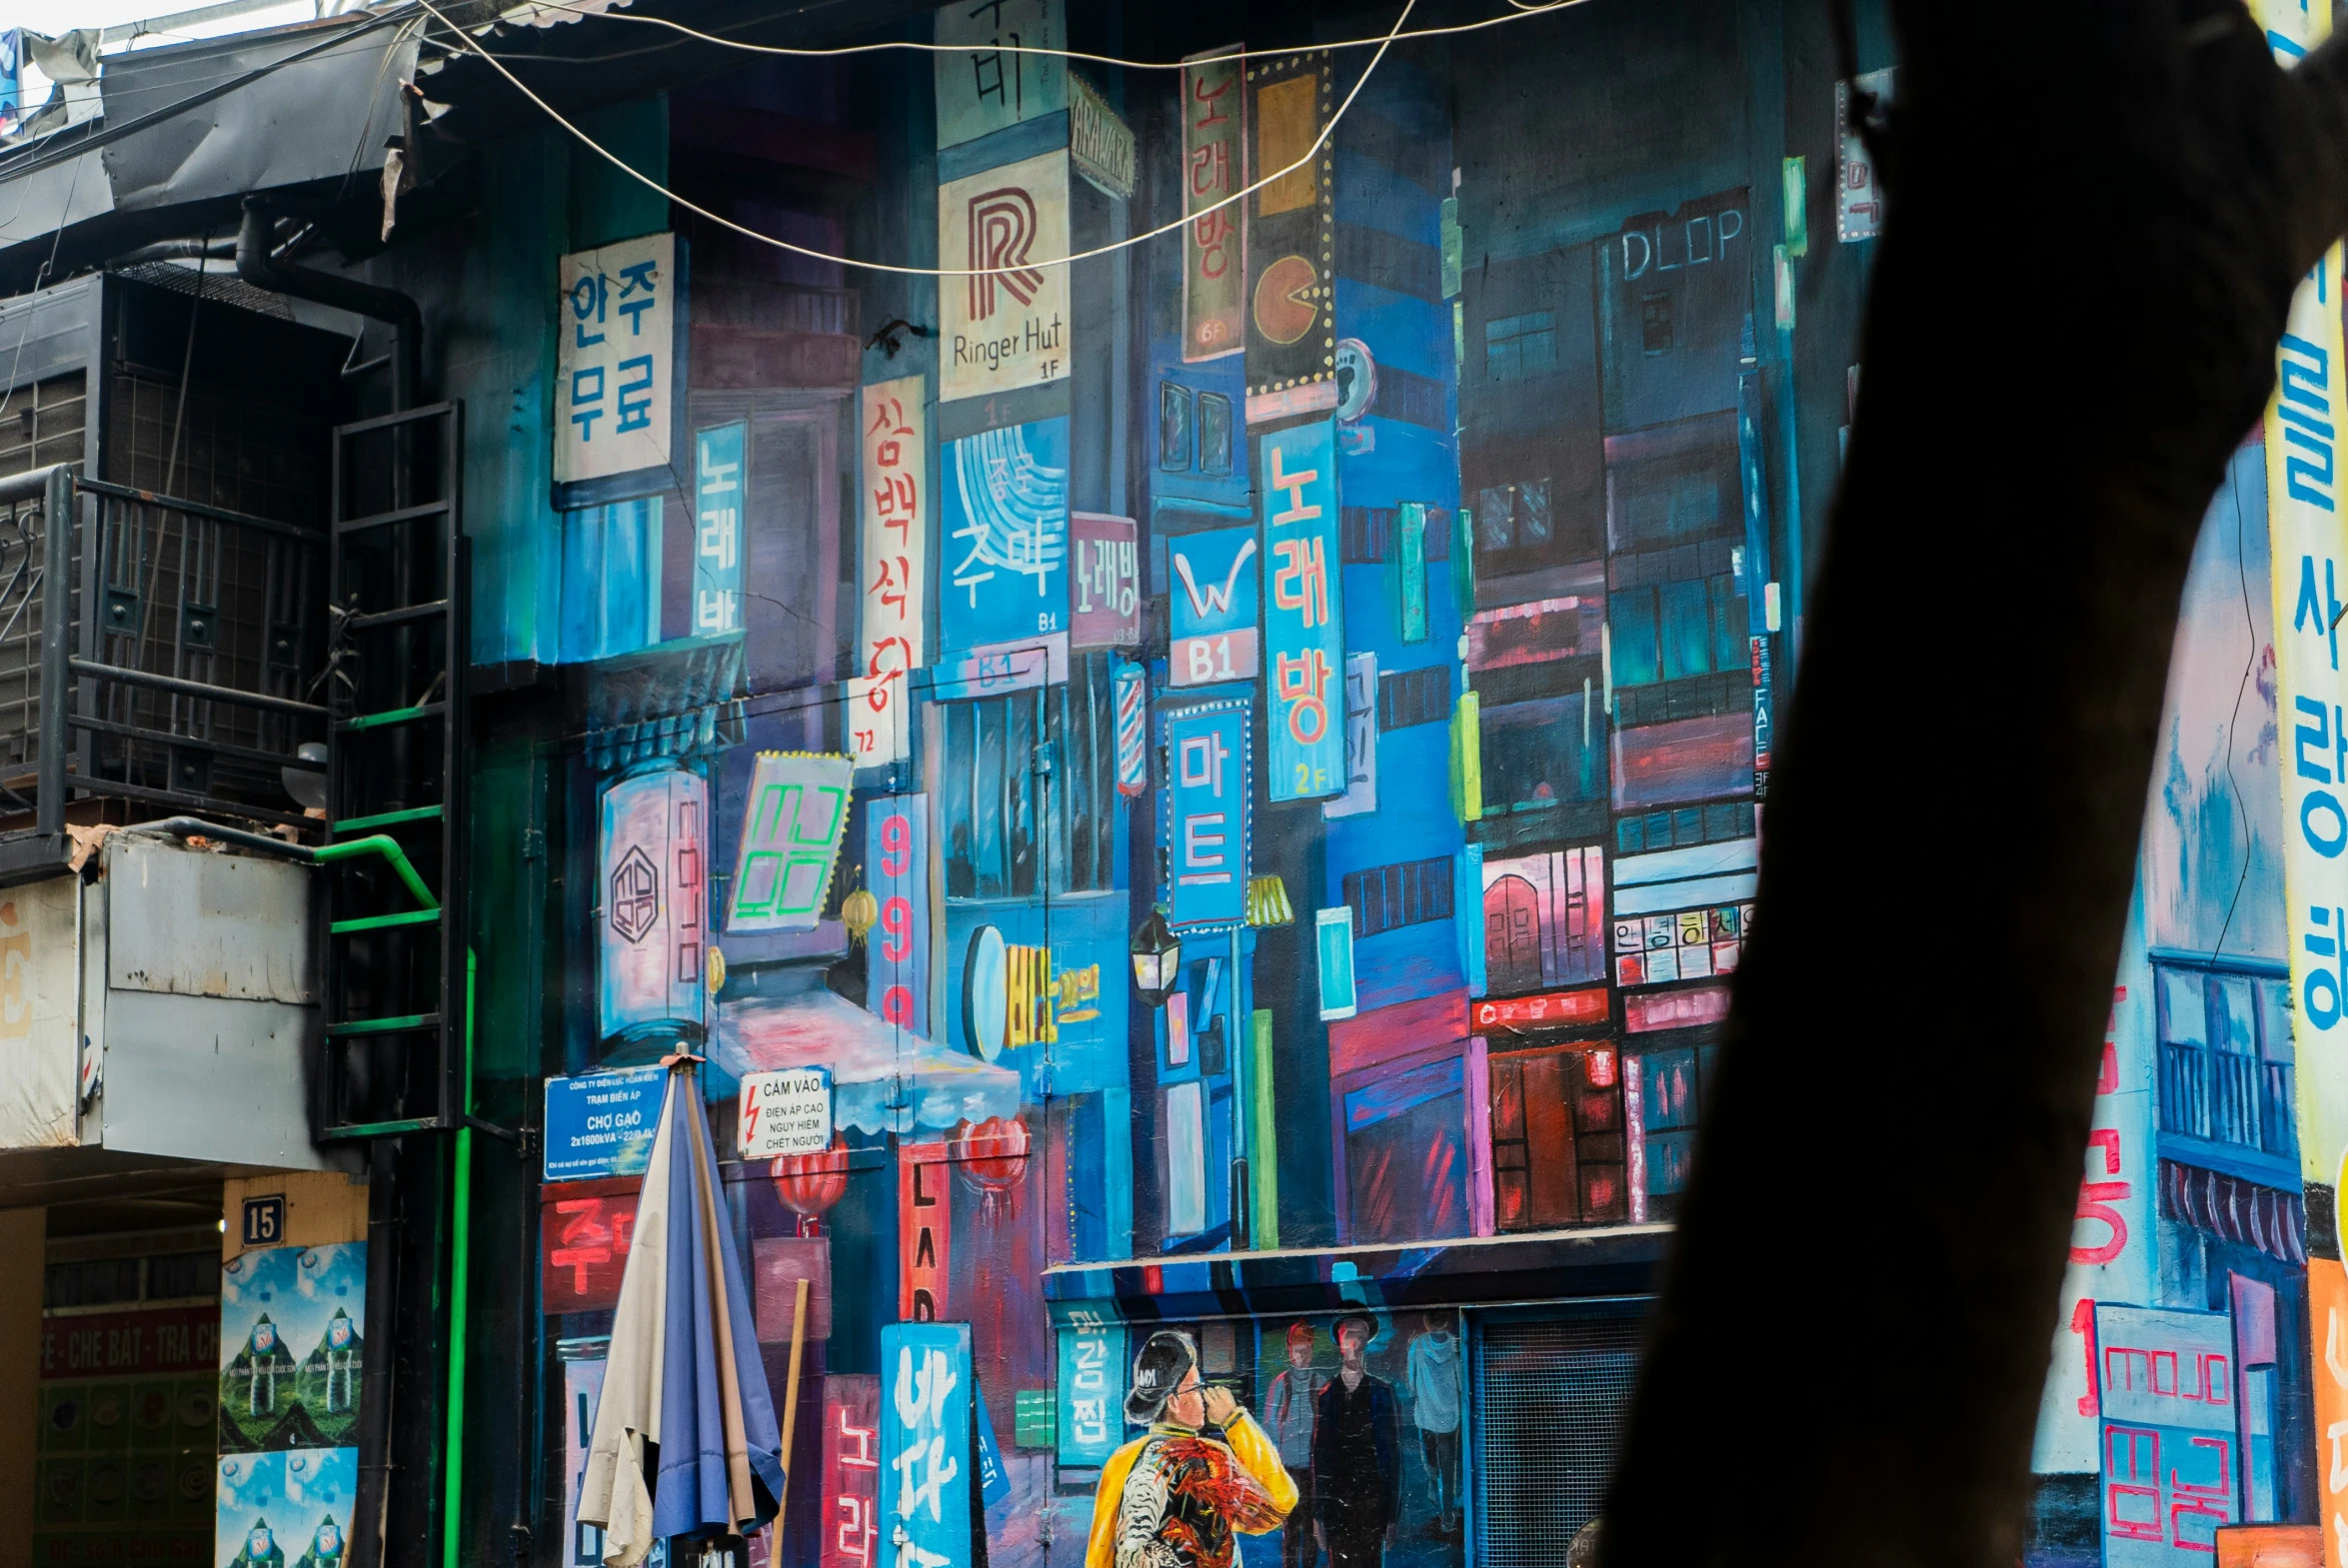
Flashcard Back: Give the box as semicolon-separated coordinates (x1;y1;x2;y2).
739;1067;834;1158
544;1066;668;1182
1164;701;1250;933
942;416;1070;651
878;1324;974;1568
1070;513;1140;649
695;423;744;636
41;1303;218;1378
933;0;1065;151
557;232;675;486
1181;48;1245;363
1169;527;1260;688
1260;421;1344;798
856;378;929;767
2095;1305;2237;1568
938;151;1071;403
727;753;853;933
866;794;932;1037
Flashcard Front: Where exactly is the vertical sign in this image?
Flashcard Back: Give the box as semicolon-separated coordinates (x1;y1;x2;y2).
727;753;853;934
694;423;745;637
2256;10;2348;1406
1397;503;1428;643
1834;70;1893;243
2095;1305;2238;1567
2312;1260;2348;1568
557;232;675;487
878;1324;975;1568
1323;652;1378;819
1164;702;1250;932
942;416;1072;652
1260;421;1344;798
1168;528;1260;687
898;1143;952;1322
821;1375;881;1568
599;768;707;1042
1243;53;1333;423
933;0;1065;150
1181;47;1246;362
938;152;1072;403
857;378;929;767
865;795;932;1037
1068;71;1136;200
1315;907;1357;1020
1113;660;1151;796
1069;513;1141;649
1056;1313;1126;1467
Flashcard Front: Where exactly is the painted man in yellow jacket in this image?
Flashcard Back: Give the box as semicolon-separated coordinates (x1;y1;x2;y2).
1086;1330;1298;1568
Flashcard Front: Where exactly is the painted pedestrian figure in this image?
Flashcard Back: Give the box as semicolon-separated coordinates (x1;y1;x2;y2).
1085;1330;1295;1568
1405;1314;1462;1538
1260;1323;1328;1568
1311;1317;1399;1568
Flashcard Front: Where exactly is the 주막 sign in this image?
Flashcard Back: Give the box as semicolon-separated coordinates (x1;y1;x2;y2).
1260;421;1345;798
1164;701;1250;932
855;377;929;766
941;415;1071;653
738;1067;834;1158
556;231;675;488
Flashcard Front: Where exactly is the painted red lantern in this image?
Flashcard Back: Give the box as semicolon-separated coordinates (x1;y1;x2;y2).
953;1115;1031;1213
771;1139;851;1221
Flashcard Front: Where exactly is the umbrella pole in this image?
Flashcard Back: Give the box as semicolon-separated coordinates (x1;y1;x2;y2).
775;1278;810;1538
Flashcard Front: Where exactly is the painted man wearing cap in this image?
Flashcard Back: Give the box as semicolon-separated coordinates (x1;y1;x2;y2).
1085;1329;1298;1568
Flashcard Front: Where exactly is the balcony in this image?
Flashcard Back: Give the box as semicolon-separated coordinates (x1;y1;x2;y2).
2153;957;2298;1190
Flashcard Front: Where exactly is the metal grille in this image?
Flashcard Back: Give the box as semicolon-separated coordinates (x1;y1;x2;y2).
1478;1313;1646;1567
0;373;83;791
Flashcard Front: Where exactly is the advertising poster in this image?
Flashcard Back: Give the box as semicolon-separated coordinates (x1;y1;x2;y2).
938;152;1071;403
1243;53;1333;423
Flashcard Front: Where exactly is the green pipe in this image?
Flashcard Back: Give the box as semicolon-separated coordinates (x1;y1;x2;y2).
150;819;438;911
444;948;476;1568
315;834;440;911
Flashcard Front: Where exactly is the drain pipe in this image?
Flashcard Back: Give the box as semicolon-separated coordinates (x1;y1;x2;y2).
236;199;421;409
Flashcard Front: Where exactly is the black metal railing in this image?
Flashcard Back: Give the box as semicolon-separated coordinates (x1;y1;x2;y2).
0;463;327;862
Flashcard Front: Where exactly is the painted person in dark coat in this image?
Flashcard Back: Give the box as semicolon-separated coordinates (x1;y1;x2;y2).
1310;1315;1400;1568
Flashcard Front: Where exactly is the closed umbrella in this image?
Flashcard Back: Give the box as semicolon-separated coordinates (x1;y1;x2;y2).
579;1058;785;1568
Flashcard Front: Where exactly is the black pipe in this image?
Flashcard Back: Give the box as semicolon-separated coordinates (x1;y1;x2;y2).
108;238;237;270
235;200;421;409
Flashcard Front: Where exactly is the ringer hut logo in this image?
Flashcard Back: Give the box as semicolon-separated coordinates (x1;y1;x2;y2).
968;187;1046;319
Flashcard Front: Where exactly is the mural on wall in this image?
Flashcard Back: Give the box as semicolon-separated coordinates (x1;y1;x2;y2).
516;5;2342;1567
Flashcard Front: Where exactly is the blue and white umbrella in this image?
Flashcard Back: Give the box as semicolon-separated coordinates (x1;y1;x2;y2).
579;1059;785;1567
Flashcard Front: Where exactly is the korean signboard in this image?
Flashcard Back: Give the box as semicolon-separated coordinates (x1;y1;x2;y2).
1056;1315;1125;1467
1181;48;1245;362
1260;421;1345;798
1244;54;1334;422
543;1187;639;1313
1834;70;1893;243
933;0;1065;151
821;1375;881;1568
556;232;677;497
1168;527;1259;687
1164;701;1250;933
878;1324;974;1568
543;1065;667;1182
856;378;929;767
694;423;745;637
938;152;1071;403
599;769;707;1041
2313;1260;2348;1568
737;1067;833;1159
726;753;853;934
865;794;932;1036
1070;513;1140;649
1069;71;1135;200
942;415;1070;652
2094;1304;2236;1567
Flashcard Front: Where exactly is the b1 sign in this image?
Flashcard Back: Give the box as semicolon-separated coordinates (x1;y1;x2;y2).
738;1066;834;1158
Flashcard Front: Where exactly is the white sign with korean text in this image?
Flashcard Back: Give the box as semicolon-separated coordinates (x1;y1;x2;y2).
938;151;1071;404
855;377;930;766
738;1066;834;1158
556;232;675;486
933;0;1066;150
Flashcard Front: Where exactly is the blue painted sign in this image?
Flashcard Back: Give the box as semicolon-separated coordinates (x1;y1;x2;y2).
1164;701;1250;933
942;416;1070;653
2094;1304;2238;1568
971;1385;1011;1507
1168;527;1260;688
543;1066;669;1182
1316;907;1358;1020
1259;421;1345;799
879;1322;975;1568
1057;1315;1127;1467
865;793;932;1037
693;422;745;636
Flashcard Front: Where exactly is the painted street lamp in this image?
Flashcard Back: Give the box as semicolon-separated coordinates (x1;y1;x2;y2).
1130;904;1181;1008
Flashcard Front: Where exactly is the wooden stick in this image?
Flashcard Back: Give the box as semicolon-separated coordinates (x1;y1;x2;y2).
775;1277;810;1527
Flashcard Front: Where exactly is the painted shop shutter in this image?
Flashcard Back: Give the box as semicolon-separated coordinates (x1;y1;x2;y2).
1477;1311;1645;1566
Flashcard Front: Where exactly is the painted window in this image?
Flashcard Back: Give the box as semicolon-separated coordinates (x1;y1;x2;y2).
1376;666;1452;731
1488;1045;1626;1231
940;653;1120;898
1342;855;1455;938
1484;311;1558;382
2154;961;2296;1167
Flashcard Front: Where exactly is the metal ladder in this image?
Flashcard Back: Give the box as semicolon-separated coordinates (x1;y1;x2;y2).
318;403;469;1141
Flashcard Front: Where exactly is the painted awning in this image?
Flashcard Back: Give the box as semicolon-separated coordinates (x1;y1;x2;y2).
712;977;1020;1136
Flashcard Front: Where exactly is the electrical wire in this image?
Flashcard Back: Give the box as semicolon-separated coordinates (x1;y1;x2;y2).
478;0;1583;71
413;0;1423;280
